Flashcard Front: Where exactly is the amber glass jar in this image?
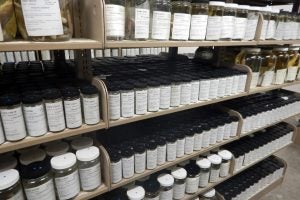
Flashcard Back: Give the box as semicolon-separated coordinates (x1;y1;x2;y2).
259;49;277;87
273;47;289;85
286;47;300;82
0;0;17;41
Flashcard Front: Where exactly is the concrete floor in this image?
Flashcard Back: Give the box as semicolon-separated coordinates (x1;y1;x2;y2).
259;143;300;200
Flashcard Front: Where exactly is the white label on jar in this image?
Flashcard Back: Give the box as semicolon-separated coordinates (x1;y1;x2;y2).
225;77;233;95
233;17;247;39
20;0;63;36
217;125;225;142
25;179;55;200
135;89;147;115
109;93;121;120
217;78;226;97
0;24;3;41
202;131;210;148
147;149;157;169
160;86;171;109
185;136;194;154
194;133;203;151
45;101;65;132
209;79;219;99
55;170;80;200
111;160;122;183
199;80;210;100
266;20;276;39
7;189;24;200
244;18;258;40
157;145;167;165
260;20;268;40
122;156;134;178
105;4;125;37
170;84;181;107
173;183;185;199
261;71;274;87
160;188;173;200
151;11;171;40
286;66;299;81
167;141;177;161
64;99;82;128
220;162;230;177
0;120;4;144
209;168;220;182
186;177;199;193
135;152;146;173
0;107;26;141
275;22;285;40
206;16;222;40
274;69;287;84
209;128;217;145
221;16;234;38
190;15;208;40
230;122;238;137
148;87;160;111
180;83;191;105
83;96;100;125
172;13;191;40
238;75;247;92
250;72;259;88
121;91;134;118
224;123;231;139
191;81;200;103
79;163;101;191
176;139;185;157
135;8;150;39
24;104;47;136
232;76;239;94
199;171;210;187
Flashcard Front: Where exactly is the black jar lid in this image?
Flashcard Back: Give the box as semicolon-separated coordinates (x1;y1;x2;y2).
134;143;146;154
184;163;200;177
109;150;122;162
107;82;121;92
22;92;43;104
147;80;160;87
0;93;21;106
175;131;186;140
43;88;62;100
19;158;51;179
121;148;134;158
80;85;98;95
185;128;195;137
121;83;134;91
143;179;160;193
146;141;157;150
61;86;80;98
166;134;177;143
156;137;167;146
134;81;147;89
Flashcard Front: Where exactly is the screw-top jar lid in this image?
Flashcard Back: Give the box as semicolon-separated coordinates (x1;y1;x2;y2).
134;81;147;89
0;156;17;172
196;158;211;168
20;149;46;166
166;134;177;143
147;80;160;87
225;3;238;8
157;174;174;187
146;141;157;150
203;189;216;197
43;88;62;100
134;143;146;154
238;5;250;10
171;167;187;180
22;92;43;104
273;47;288;51
109;150;122;162
76;146;100;162
17;145;40;155
71;137;93;151
143;179;160;193
0;169;20;190
46;141;69;157
156;137;167;146
0;93;20;106
127;186;145;200
51;152;77;170
62;86;80;98
289;47;300;51
218;150;233;160
207;154;222;164
209;1;225;6
80;85;98;95
121;148;134;158
184;163;201;176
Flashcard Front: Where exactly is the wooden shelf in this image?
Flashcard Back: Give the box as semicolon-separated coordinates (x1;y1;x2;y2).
0;122;106;154
75;184;109;200
249;177;283;200
257;40;300;45
248;81;300;94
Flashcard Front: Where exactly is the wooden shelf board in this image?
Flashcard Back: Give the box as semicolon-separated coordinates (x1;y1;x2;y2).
257;40;300;45
249;177;283;200
249;81;300;94
0;39;102;52
75;184;109;200
0;122;106;154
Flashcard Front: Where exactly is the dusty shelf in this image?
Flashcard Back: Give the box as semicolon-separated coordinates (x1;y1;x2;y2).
248;81;300;94
75;184;109;200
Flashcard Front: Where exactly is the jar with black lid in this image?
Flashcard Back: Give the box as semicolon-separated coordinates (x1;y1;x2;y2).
134;143;146;174
180;76;192;105
230;116;239;137
199;75;211;101
121;147;134;178
185;163;200;194
0;154;17;172
208;120;218;145
157;173;174;199
121;83;135;118
143;179;160;200
107;83;121;120
159;78;171;109
185;129;195;154
207;154;221;182
171;167;187;199
0;169;25;200
189;0;209;40
193;126;203;151
170;75;181;107
146;141;158;170
216;117;225;142
166;134;177;161
208;73;219;99
0;93;26;141
80;85;100;125
156;137;167;165
147;80;160;112
175;131;185;157
109;150;123;184
134;81;148;115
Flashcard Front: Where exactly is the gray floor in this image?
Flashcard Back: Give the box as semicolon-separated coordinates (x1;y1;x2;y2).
259;143;300;200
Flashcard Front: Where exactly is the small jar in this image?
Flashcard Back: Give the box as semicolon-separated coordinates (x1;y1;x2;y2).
286;47;300;82
146;141;158;170
206;1;225;41
127;186;145;200
121;148;135;179
105;0;126;40
62;87;83;129
190;75;200;103
229;116;239;137
46;141;69;157
43;89;66;132
208;74;219;99
273;47;289;85
218;150;232;177
0;155;17;172
156;137;167;165
80;85;101;125
170;75;181;107
233;5;249;40
185;130;195;154
76;146;101;191
171;0;192;40
71;137;93;151
143;179;160;200
157;174;174;199
199;76;211;101
0;169;25;200
107;84;121;120
0;94;27;141
134;143;146;174
189;0;209;40
50;153;81;200
201;189;216;200
185;163;200;194
176;132;185;158
244;6;260;41
171;167;187;199
220;3;237;40
159;79;171;109
196;158;211;187
166;134;177;161
193;126;203;151
259;49;277;87
134;82;148;115
201;124;211;148
207;154;222;183
109;150;122;184
121;84;135;118
147;80;161;112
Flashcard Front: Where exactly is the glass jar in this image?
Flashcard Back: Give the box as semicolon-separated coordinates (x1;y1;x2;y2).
14;0;73;41
220;3;237;40
143;179;160;200
0;94;27;141
244;6;260;41
185;130;195;154
50;153;80;200
159;79;171;109
80;85;100;125
167;134;177;161
196;158;211;187
109;150;122;184
134;143;146;173
193;126;203;150
266;9;279;39
171;167;187;199
286;47;300;82
206;1;225;41
180;76;192;105
207;154;221;183
146;141;158;170
259;49;277;87
0;0;17;41
199;76;211;101
107;84;121;120
105;0;126;40
189;0;209;40
190;75;200;103
46;141;69;157
218;150;232;177
185;163;200;194
127;186;145;200
121;147;134;178
283;12;293;40
170;75;181;107
0;169;25;199
155;137;166;165
201;189;216;200
260;6;272;40
134;81;148;115
171;0;192;40
150;0;171;40
76;146;101;191
274;11;286;40
157;174;174;199
233;5;249;40
71;137;93;151
126;0;150;40
273;47;289;85
147;80;160;112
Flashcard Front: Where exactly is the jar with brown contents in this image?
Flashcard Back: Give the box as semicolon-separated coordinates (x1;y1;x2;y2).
206;1;225;41
259;48;277;87
0;0;17;41
286;47;300;82
189;0;208;40
273;47;289;84
274;11;286;40
171;0;191;40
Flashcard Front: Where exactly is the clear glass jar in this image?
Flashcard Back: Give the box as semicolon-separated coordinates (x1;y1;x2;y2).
220;3;237;40
189;0;208;40
244;6;260;40
121;83;135;118
157;174;174;199
274;11;286;40
185;164;200;194
14;0;73;41
266;9;279;39
197;158;211;187
134;82;148;115
0;169;25;199
171;167;187;199
171;0;192;40
283;12;293;40
105;0;126;40
206;1;225;40
150;0;171;40
259;49;277;87
107;84;121;121
233;5;249;40
207;154;221;183
273;47;289;85
80;85;100;125
0;0;17;41
286;47;300;82
260;6;272;40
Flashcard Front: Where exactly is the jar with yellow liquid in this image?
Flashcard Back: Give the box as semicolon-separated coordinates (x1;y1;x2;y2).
273;47;289;85
286;47;300;82
259;49;277;87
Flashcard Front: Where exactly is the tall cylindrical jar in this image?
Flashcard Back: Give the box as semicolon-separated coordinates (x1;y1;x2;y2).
184;164;200;194
159;79;171;109
189;0;209;40
134;143;146;173
266;9;279;39
218;150;232;177
286;47;300;82
157;174;174;200
244;6;260;41
196;158;211;188
156;137;167;165
109;150;122;184
121;148;135;179
233;5;249;40
167;134;178;161
259;49;277;87
171;167;187;199
220;3;237;40
260;7;272;40
107;84;121;120
147;80;160;112
206;1;225;41
273;47;289;85
274;11;286;40
134;82;148;115
0;169;25;200
121;83;135;118
146;141;158;170
207;154;221;183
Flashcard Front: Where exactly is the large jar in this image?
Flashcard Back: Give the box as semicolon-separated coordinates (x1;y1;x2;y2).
14;0;73;41
196;158;211;188
143;179;160;200
157;174;174;199
244;6;260;41
266;9;279;40
207;154;221;183
259;49;277;87
233;5;249;40
171;167;187;199
220;3;237;40
0;169;25;200
189;0;209;40
206;1;225;40
217;150;232;177
274;11;286;40
184;163;200;194
286;47;300;82
260;6;272;40
127;186;145;200
273;47;289;85
0;0;17;41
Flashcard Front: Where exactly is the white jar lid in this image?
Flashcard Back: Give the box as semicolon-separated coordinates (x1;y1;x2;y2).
208;154;222;164
273;47;288;52
46;141;69;157
225;3;238;8
218;150;233;160
196;158;211;169
249;6;261;11
272;8;280;14
76;146;100;162
209;1;225;6
127;186;145;200
289;47;300;51
0;156;17;172
238;5;250;10
262;6;272;12
20;149;46;165
51;153;77;170
171;167;187;180
203;189;216;198
0;169;20;190
157;174;174;187
71;137;93;151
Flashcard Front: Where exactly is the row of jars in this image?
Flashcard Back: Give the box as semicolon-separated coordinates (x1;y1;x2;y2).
235;47;300;88
0;0;73;42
